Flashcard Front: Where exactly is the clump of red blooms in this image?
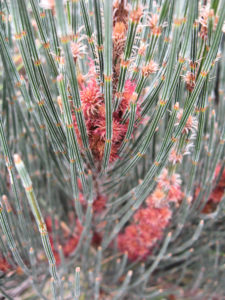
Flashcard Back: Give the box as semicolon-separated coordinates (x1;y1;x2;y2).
118;169;183;261
72;61;138;166
199;164;225;214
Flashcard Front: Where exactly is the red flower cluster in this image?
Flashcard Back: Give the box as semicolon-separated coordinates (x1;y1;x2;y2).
73;66;137;164
118;206;171;261
118;169;183;261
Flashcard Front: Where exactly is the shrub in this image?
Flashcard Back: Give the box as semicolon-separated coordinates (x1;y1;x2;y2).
0;0;225;299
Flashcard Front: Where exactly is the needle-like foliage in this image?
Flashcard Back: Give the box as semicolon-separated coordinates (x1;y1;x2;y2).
0;0;225;299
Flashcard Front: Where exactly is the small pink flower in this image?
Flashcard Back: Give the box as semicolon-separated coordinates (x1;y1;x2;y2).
183;71;196;92
176;109;198;134
158;169;182;190
113;22;127;40
150;168;184;206
138;43;147;56
148;13;159;30
168;149;183;165
71;41;86;62
129;6;143;23
142;60;158;77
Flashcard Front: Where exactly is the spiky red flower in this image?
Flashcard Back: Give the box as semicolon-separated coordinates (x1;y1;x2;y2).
90;118;127;162
79;192;107;213
157;169;182;190
73;70;139;164
146;188;166;208
168;149;183;165
148;13;159;30
80;77;104;120
129;6;143;23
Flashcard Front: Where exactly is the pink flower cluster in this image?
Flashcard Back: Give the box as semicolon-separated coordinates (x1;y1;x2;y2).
72;64;137;164
118;169;183;261
118;206;172;261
